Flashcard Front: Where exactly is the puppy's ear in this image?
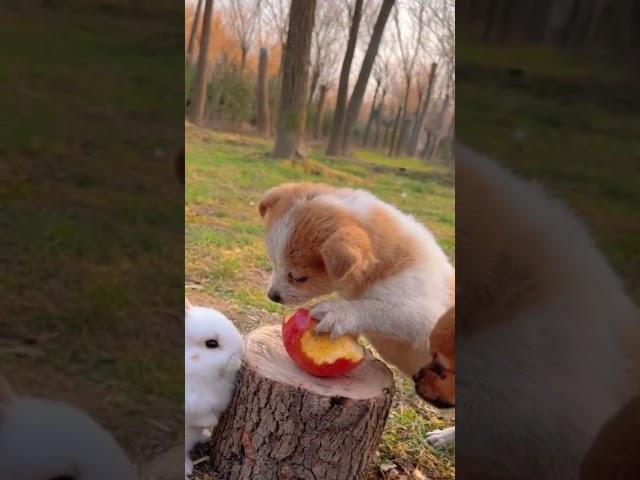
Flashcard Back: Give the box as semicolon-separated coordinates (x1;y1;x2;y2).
258;186;284;218
320;225;375;283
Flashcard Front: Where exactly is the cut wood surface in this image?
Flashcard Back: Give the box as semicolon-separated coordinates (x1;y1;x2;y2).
196;325;395;480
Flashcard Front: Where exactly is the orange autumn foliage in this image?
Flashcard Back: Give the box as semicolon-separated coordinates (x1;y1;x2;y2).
186;5;281;79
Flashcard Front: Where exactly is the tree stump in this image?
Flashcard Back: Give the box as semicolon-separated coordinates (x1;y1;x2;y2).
202;325;395;480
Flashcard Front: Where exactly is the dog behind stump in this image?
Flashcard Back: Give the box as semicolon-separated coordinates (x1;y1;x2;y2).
199;325;395;480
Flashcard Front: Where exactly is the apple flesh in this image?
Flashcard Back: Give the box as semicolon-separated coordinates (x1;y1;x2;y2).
282;308;365;378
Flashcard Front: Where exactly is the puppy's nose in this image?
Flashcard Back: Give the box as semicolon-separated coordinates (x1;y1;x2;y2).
268;289;282;303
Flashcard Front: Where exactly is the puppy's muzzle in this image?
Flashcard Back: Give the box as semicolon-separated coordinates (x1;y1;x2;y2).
267;289;282;303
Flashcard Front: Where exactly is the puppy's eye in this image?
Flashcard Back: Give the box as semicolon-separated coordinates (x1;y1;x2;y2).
205;339;219;349
288;272;308;284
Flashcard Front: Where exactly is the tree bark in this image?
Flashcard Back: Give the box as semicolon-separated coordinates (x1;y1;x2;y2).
256;48;271;137
407;62;437;157
187;0;204;65
307;67;320;109
188;0;215;126
314;84;328;140
422;94;450;160
325;0;364;156
340;0;396;155
388;105;402;157
272;0;317;159
361;79;381;147
393;80;411;157
394;116;411;157
372;88;386;150
201;325;395;480
381;120;390;148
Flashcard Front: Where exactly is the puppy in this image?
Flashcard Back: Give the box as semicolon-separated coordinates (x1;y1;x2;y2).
455;144;640;479
258;182;454;377
414;306;455;447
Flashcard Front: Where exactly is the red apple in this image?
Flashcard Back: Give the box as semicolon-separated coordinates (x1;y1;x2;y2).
282;308;365;378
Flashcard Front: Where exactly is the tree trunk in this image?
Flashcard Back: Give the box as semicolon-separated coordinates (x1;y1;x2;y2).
188;0;215;126
394;117;411;157
372;89;386;150
187;0;204;65
407;62;437;157
240;46;248;74
272;0;317;159
388;105;402;157
256;48;270;137
361;79;381;147
340;0;396;155
314;84;328;140
326;0;364;156
393;82;411;156
422;94;450;160
200;325;394;480
307;67;320;109
381;121;390;148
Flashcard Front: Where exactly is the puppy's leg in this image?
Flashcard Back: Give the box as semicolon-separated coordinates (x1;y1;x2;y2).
313;299;430;346
426;426;455;447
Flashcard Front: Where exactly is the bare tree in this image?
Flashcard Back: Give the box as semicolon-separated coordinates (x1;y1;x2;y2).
388;104;402;156
187;0;204;65
340;0;396;155
407;61;437;156
189;0;215;126
225;0;261;73
262;0;291;73
390;0;429;156
308;2;343;107
314;84;329;139
326;0;364;156
272;0;317;159
362;54;389;147
256;47;270;136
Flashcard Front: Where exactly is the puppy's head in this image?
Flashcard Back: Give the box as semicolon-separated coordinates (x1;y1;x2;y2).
414;306;455;408
259;183;376;305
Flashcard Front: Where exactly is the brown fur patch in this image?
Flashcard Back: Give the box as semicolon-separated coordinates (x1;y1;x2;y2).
282;200;422;299
258;182;335;229
414;306;456;406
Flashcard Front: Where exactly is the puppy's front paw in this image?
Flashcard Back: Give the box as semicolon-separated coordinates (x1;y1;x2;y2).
426;426;455;447
312;301;358;339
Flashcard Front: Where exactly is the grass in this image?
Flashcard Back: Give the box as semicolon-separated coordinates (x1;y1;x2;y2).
185;124;455;479
457;38;640;303
1;2;184;465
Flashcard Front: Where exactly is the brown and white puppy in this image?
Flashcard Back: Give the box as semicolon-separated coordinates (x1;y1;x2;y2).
455;144;640;479
414;306;456;447
258;182;455;377
414;306;456;407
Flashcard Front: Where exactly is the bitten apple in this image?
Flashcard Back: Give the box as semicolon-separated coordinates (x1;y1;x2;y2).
282;308;365;377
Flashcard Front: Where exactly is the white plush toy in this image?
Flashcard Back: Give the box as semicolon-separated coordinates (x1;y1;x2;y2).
184;300;244;477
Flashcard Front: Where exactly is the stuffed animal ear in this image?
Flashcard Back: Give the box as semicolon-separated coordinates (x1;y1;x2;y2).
320;225;375;283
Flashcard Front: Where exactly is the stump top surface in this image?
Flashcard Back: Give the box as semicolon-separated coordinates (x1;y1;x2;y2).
245;325;394;400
